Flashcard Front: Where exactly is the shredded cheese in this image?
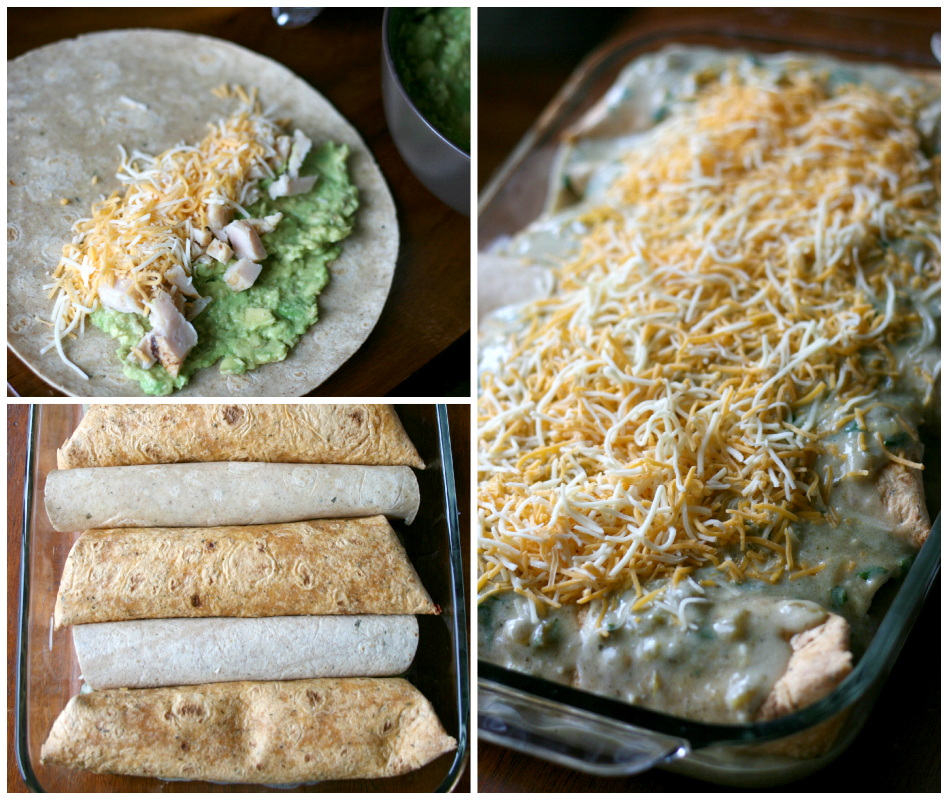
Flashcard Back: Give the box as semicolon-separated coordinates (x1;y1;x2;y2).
478;68;939;617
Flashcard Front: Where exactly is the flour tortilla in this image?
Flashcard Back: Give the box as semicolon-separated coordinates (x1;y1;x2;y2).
73;615;419;690
40;677;457;783
54;516;437;628
8;29;398;397
46;463;421;530
56;404;425;469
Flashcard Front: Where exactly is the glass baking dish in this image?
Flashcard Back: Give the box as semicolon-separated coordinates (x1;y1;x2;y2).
476;27;940;787
15;403;469;792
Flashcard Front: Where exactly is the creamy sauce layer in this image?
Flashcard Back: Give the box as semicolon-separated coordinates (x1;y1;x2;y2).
480;509;916;723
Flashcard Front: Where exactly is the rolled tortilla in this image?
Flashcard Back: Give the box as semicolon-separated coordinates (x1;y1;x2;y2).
73;615;419;690
57;404;424;469
54;516;437;629
40;677;457;783
45;463;421;531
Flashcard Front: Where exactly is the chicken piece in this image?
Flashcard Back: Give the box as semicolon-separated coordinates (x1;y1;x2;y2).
206;238;234;264
287;129;313;177
98;281;143;315
224;259;263;292
206;203;232;230
223;220;267;262
190;226;214;248
246;213;283;236
148;294;197;376
757;614;852;721
185;296;213;320
876;461;931;548
268;174;318;200
275;135;292;162
127;334;157;369
164;264;200;298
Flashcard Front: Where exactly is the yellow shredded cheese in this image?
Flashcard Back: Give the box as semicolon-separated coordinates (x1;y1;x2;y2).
478;69;939;616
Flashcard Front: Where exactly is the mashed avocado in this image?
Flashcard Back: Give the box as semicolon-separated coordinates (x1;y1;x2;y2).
392;7;470;152
91;141;358;395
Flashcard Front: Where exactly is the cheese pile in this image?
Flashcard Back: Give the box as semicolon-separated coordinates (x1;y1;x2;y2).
43;86;283;377
478;68;940;617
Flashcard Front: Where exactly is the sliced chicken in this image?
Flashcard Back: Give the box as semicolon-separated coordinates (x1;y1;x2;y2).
246;212;283;236
185;296;213;320
757;613;852;720
206;238;234;264
127;334;157;369
190;226;214;248
287;129;313;177
224;258;263;292
275;135;292;162
268;174;318;200
149;293;197;373
876;461;931;548
224;220;267;262
97;276;147;315
206;203;232;230
164;264;200;298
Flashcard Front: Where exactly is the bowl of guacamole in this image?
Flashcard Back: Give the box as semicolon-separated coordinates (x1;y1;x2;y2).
390;7;470;152
382;7;470;215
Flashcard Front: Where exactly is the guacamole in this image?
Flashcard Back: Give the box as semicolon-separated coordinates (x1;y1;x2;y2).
393;7;470;152
90;141;359;396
